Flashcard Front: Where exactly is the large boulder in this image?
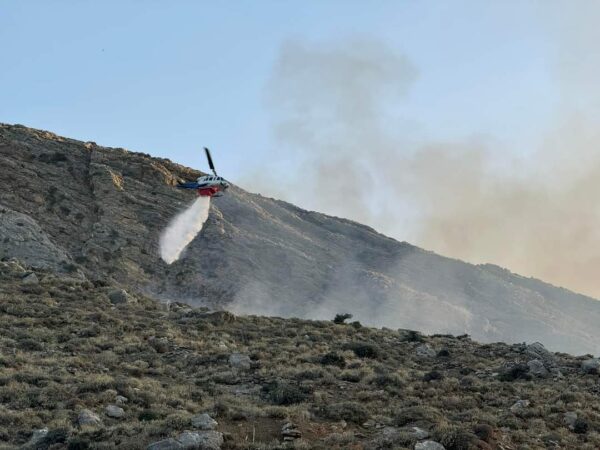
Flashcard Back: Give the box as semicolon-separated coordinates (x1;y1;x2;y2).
527;359;549;378
147;431;224;450
191;413;218;430
415;344;436;358
581;359;600;374
176;431;223;449
229;353;251;370
0;206;75;273
105;404;125;418
78;409;102;426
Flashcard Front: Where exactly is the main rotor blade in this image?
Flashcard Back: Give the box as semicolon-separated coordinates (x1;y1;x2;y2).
204;147;217;176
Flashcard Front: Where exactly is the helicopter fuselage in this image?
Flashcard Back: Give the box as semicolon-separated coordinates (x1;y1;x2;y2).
177;175;230;197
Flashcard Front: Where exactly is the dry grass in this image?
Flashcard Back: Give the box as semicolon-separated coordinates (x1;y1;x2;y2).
1;261;600;449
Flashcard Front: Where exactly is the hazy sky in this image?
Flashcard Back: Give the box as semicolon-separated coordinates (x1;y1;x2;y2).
1;1;560;172
3;1;600;297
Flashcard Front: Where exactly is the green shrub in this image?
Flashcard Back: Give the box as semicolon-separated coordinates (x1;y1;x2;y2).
320;401;369;424
320;352;346;368
333;313;353;324
138;409;161;421
262;381;307;405
343;342;379;359
433;426;477;450
395;406;443;427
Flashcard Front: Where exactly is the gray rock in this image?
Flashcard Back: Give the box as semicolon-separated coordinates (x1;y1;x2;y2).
78;409;102;426
564;411;578;429
416;344;436;358
510;399;530;412
229;353;251;370
415;441;446;450
526;342;552;359
527;359;549;377
115;395;128;405
410;426;431;440
21;273;39;285
191;413;218;430
0;204;75;274
282;422;301;441
581;359;600;374
105;404;124;418
108;289;133;305
22;428;48;449
176;432;203;448
147;438;184;450
176;431;224;450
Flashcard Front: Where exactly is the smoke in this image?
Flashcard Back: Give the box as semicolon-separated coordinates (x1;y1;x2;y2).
159;196;210;264
238;20;600;299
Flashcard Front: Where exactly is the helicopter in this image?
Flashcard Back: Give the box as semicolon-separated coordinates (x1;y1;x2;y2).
177;147;230;197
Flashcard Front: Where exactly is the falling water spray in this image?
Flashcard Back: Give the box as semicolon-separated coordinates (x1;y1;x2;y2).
159;196;211;264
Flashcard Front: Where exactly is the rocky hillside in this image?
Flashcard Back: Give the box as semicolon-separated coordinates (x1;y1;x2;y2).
1;261;600;449
2;123;600;355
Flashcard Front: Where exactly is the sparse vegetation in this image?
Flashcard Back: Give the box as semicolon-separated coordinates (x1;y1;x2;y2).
333;313;353;324
1;261;600;449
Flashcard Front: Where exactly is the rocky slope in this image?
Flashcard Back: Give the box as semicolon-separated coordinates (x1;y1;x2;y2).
1;261;600;449
2;123;600;355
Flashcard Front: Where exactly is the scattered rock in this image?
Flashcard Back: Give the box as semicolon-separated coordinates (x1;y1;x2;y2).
22;428;48;449
510;399;530;413
526;343;562;376
177;431;223;449
415;441;446;450
416;344;436;358
410;426;431;440
564;411;577;429
21;273;39;285
527;359;549;377
115;395;128;405
191;413;218;430
108;289;133;305
105;404;124;418
176;432;203;449
526;342;553;360
229;353;251;370
78;409;102;426
581;358;600;374
0;205;75;274
282;422;301;442
147;438;184;450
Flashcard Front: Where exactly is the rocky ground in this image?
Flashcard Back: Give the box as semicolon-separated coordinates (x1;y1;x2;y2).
2;262;600;449
3;123;600;355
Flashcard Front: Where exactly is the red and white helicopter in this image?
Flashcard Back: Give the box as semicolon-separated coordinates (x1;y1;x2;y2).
177;148;230;197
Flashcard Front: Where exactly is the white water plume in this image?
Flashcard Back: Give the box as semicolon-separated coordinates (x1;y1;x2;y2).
159;196;210;264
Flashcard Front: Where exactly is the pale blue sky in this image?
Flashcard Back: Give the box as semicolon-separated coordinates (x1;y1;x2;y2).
1;1;564;178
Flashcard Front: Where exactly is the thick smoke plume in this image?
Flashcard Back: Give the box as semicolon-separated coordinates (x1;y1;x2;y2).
159;197;210;264
241;24;600;299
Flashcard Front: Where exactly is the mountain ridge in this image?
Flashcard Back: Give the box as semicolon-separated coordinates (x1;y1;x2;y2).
1;122;600;355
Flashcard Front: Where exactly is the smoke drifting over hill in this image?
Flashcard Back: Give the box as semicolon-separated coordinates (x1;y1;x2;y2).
246;9;600;299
